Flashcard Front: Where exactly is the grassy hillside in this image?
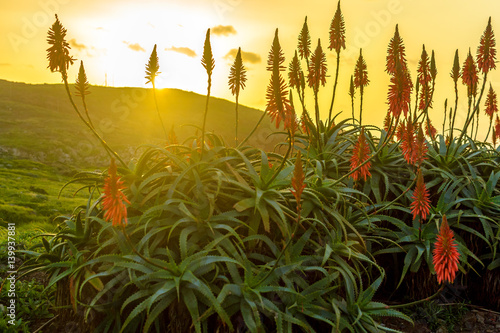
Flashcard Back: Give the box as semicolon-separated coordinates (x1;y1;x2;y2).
0;79;280;168
0;157;90;231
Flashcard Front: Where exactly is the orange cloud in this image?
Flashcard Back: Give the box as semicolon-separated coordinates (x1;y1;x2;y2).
166;46;197;57
123;41;145;52
224;49;261;64
69;38;87;51
211;25;237;36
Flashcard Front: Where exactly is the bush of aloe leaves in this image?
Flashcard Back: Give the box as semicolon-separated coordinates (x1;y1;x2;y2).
17;4;500;332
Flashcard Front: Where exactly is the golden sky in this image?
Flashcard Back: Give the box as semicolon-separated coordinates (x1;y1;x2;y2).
2;0;500;129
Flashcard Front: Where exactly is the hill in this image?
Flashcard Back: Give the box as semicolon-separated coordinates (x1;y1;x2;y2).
0;79;280;168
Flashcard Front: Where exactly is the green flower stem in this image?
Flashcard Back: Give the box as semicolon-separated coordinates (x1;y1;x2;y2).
263;134;293;189
152;82;168;142
370;175;416;216
458;71;489;144
62;75;127;169
374;284;445;310
237;110;266;148
328;51;341;127
201;72;212;159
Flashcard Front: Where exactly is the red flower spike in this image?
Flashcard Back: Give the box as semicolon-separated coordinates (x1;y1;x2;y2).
425;118;437;140
291;151;306;211
450;50;461;83
417;45;432;110
329;1;346;54
410;168;431;221
485;83;498;120
298;17;311;61
354;49;369;89
103;159;130;227
433;215;460;284
495;116;500;145
386;25;408;75
396;121;405;141
383;111;393;134
400;117;416;164
462;49;479;98
387;64;413;118
413;125;428;166
308;39;328;91
350;128;372;181
266;30;294;131
477;17;497;75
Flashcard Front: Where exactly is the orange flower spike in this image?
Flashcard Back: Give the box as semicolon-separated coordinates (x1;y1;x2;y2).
410;168;431;221
495;115;500;145
477;17;497;75
329;1;346;54
450;50;461;83
291;151;306;211
400;117;415;165
417;45;432;110
308;39;328;91
413;125;428;166
383;111;392;134
103;159;130;227
462;49;479;98
386;25;408;75
485;83;498;120
387;65;413;118
425;119;437;140
298;17;311;61
354;49;369;89
265;30;293;130
433;215;460;284
350;128;372;181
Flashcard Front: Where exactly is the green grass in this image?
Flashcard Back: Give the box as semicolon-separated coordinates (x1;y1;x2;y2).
0;157;89;228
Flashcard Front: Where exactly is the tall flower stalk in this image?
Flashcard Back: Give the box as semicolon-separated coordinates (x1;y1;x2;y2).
75;61;92;127
228;47;247;146
145;44;168;141
459;18;496;143
484;84;499;141
433;215;460;284
450;50;461;140
263;29;295;188
201;29;215;158
348;75;355;124
328;0;346;126
354;49;369;126
308;39;328;133
386;25;413;121
46;15;126;168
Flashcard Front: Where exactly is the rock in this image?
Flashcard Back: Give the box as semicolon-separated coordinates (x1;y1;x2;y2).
477;312;485;324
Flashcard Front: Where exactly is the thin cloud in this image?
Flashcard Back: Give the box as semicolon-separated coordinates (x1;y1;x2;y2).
69;38;87;51
0;63;11;67
123;41;146;52
166;46;197;58
224;49;261;64
211;25;237;36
